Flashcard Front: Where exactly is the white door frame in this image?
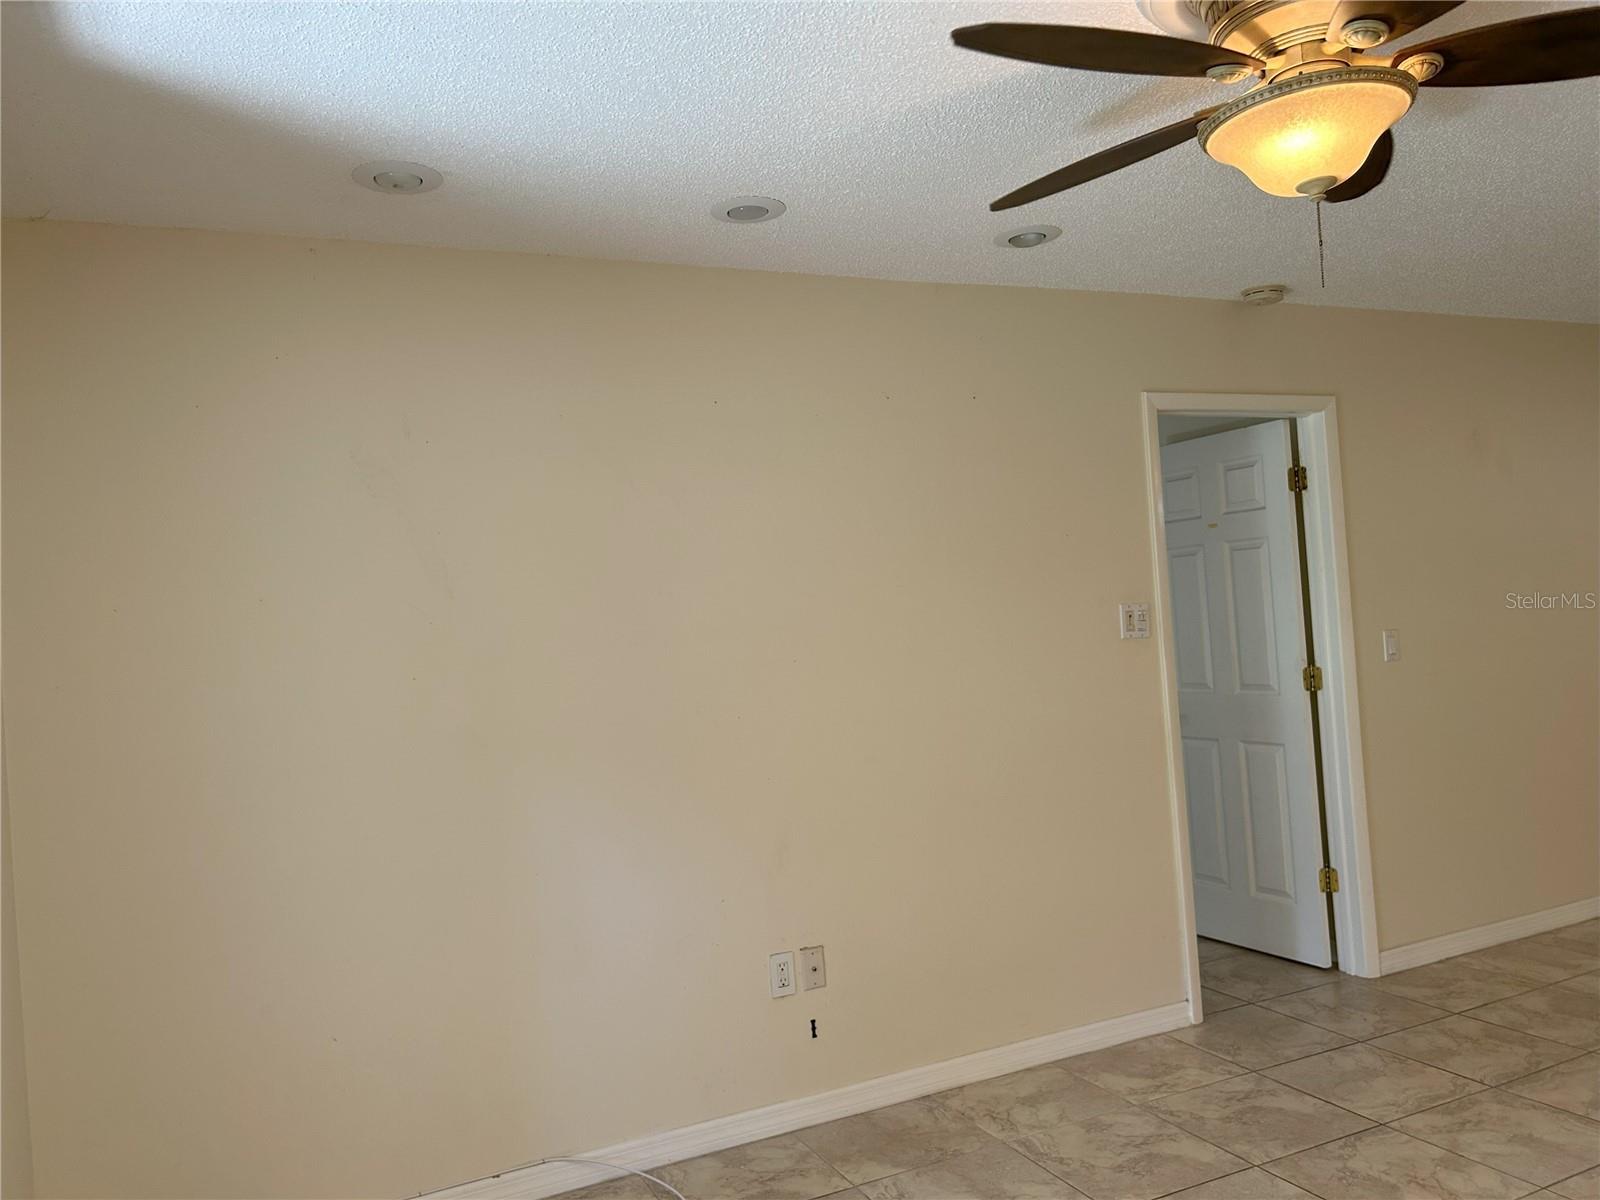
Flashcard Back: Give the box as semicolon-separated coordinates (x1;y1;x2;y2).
1142;392;1379;1026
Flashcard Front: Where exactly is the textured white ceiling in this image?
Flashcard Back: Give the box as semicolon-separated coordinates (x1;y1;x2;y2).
4;1;1597;321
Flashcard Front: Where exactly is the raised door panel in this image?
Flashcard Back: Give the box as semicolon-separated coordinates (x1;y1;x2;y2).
1221;455;1267;514
1169;546;1214;692
1164;469;1202;522
1239;740;1295;901
1183;737;1229;888
1225;538;1281;694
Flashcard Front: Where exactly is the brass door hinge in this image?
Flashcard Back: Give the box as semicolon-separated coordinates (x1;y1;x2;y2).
1288;464;1309;493
1303;665;1324;692
1319;866;1340;894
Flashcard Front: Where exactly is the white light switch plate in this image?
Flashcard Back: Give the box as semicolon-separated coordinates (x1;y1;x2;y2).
1119;603;1151;639
1382;629;1401;662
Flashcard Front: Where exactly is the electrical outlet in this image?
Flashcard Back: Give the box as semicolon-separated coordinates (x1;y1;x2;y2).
799;945;826;991
769;951;796;998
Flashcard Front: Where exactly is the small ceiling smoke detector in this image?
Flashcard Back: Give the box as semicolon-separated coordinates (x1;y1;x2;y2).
714;196;786;223
996;225;1062;249
352;161;442;195
1241;284;1288;306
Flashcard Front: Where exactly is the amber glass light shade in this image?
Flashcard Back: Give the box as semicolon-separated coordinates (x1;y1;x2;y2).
1200;68;1416;198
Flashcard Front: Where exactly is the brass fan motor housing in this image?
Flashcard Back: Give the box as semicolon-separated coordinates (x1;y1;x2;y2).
1184;0;1365;59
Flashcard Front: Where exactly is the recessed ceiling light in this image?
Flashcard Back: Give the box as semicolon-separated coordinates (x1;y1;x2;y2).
995;225;1062;249
352;160;442;195
713;195;786;224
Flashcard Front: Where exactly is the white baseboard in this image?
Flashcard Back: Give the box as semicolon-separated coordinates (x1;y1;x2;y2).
1379;896;1600;976
419;1000;1192;1199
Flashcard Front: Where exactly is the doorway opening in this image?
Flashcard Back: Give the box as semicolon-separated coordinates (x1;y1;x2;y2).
1141;393;1378;1024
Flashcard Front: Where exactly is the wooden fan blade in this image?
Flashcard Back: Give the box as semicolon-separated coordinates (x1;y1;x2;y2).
1327;1;1460;44
990;113;1210;211
1395;7;1600;85
952;23;1262;78
1325;130;1394;203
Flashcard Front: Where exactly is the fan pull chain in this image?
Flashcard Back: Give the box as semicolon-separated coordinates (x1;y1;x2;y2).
1314;197;1326;289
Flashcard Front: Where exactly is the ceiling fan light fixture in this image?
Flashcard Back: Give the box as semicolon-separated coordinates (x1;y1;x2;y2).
1198;66;1416;198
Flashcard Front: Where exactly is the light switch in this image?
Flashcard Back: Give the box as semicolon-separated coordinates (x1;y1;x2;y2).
1382;629;1401;663
1119;603;1151;639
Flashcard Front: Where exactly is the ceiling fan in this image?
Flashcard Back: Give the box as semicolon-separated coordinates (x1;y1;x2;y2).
952;1;1600;210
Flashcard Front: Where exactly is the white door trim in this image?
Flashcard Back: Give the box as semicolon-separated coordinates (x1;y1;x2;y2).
1142;392;1380;1025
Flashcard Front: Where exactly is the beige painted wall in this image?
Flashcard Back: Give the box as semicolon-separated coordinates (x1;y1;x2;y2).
3;754;35;1200
2;220;1595;1199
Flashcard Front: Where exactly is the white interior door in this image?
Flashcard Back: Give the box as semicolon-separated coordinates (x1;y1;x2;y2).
1161;421;1332;967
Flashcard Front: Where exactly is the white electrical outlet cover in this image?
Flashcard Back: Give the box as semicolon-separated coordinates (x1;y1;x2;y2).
769;951;796;998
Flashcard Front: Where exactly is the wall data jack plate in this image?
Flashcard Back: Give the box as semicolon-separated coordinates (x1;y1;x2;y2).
799;945;826;990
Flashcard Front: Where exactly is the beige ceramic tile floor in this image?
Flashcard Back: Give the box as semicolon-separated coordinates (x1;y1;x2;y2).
559;919;1600;1200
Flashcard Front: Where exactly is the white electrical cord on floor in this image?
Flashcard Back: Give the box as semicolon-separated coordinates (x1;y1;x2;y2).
521;1156;688;1200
